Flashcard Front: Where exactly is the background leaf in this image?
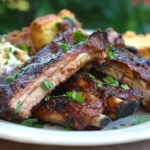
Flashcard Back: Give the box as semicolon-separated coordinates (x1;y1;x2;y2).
0;0;150;34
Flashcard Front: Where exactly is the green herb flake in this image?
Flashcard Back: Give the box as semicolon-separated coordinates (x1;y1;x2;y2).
105;46;118;59
65;90;84;103
41;80;53;90
63;16;75;23
5;72;17;83
96;81;103;87
121;84;130;90
5;47;12;59
20;118;43;128
20;43;30;55
15;102;21;114
88;73;95;81
133;116;150;125
88;73;103;87
120;124;126;126
65;126;72;131
74;30;86;43
44;95;51;101
103;76;119;87
57;42;68;53
112;126;118;129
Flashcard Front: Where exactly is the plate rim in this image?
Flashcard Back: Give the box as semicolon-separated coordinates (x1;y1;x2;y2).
0;119;150;146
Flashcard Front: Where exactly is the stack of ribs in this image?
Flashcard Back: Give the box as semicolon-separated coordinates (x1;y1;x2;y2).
93;28;150;112
34;70;142;130
0;20;107;121
0;19;148;130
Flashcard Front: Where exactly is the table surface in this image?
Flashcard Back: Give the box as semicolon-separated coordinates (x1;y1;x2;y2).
0;139;150;150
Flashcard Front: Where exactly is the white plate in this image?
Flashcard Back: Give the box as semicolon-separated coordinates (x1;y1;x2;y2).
0;109;150;146
0;30;150;146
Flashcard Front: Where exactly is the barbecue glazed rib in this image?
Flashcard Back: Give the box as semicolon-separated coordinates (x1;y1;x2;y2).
0;28;108;121
33;71;111;130
92;71;143;119
34;70;142;128
60;70;142;120
91;28;150;111
93;46;150;111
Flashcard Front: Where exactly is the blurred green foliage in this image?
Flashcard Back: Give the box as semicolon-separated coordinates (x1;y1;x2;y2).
0;0;150;34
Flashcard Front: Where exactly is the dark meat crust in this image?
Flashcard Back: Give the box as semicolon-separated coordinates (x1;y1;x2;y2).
105;49;150;111
93;42;150;111
34;95;109;130
105;28;125;49
59;70;142;120
33;71;110;130
0;29;108;121
104;28;150;86
34;70;142;129
107;48;150;84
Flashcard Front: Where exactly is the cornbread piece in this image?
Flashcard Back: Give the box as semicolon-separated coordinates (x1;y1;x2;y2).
0;30;107;121
123;31;150;58
30;14;62;51
58;9;75;19
30;9;79;51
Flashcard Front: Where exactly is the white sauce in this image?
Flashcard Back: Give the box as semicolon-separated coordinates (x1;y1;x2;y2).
0;41;30;75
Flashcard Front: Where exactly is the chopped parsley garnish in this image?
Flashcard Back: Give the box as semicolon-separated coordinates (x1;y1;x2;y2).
105;46;118;59
120;124;126;126
103;76;119;87
121;84;130;90
44;95;51;101
88;73;95;81
15;102;21;114
112;126;118;129
88;73;103;87
74;30;86;43
96;81;103;87
20;43;30;55
65;90;84;103
20;118;43;128
57;42;68;53
5;72;17;83
63;16;75;23
65;126;72;131
5;47;12;59
41;80;53;90
133;116;150;125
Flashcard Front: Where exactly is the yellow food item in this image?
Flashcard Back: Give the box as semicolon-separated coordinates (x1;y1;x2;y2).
30;14;62;51
57;9;75;19
30;9;76;51
123;31;150;58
